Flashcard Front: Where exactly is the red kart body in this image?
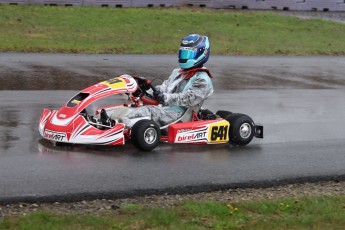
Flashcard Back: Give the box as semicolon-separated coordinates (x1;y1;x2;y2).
39;75;263;150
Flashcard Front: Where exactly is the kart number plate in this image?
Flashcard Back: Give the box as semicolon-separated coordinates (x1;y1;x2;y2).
44;130;67;142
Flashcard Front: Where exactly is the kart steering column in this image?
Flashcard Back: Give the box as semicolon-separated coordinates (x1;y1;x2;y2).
133;76;160;106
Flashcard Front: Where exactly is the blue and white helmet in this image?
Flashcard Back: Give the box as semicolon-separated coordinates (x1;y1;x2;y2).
178;34;210;70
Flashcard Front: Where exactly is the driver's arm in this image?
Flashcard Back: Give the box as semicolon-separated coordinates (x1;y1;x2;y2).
164;76;214;107
155;68;181;93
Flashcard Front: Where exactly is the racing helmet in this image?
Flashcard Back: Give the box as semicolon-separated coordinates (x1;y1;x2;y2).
178;34;210;70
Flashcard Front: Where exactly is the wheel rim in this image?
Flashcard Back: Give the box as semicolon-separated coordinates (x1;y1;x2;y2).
239;123;252;139
144;127;157;144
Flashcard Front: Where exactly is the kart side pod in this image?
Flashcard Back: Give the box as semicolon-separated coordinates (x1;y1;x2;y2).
168;119;230;144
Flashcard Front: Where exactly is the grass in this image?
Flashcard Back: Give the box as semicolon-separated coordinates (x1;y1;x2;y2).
1;6;345;55
1;195;345;229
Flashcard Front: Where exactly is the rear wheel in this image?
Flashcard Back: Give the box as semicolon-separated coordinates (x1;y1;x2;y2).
216;110;232;119
131;120;160;151
226;113;255;146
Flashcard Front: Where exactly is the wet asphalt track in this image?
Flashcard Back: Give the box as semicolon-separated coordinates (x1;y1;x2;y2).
1;54;345;203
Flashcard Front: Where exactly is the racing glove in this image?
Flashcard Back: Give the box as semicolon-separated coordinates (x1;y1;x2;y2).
153;90;165;105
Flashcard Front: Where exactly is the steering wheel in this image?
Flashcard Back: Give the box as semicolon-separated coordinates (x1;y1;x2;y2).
132;76;160;105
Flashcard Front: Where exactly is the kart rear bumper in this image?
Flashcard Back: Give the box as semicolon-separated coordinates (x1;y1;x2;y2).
255;124;264;139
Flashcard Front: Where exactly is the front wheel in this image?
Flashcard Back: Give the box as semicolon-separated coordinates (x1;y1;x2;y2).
226;114;255;146
131;120;160;151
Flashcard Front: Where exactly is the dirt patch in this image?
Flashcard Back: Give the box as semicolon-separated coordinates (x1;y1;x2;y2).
277;11;345;24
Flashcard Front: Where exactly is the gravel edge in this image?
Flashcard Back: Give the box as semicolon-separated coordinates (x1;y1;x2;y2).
1;180;345;218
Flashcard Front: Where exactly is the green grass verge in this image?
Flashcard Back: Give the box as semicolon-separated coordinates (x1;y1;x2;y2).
1;5;345;55
1;195;345;229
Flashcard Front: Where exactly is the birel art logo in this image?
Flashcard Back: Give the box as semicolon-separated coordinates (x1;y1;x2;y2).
44;130;67;142
177;131;207;142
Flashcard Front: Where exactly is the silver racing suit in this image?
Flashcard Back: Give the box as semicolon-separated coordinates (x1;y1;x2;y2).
116;68;214;127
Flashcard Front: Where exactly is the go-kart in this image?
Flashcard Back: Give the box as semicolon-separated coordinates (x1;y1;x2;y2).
38;75;263;151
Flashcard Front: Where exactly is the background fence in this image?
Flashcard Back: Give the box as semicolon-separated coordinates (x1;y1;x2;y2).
1;0;344;11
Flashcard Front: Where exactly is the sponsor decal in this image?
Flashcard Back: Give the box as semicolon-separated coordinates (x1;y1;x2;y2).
174;121;230;143
180;47;196;51
177;131;207;142
44;130;67;142
208;120;229;142
102;77;126;90
71;100;81;105
59;113;67;118
177;129;191;133
182;39;193;45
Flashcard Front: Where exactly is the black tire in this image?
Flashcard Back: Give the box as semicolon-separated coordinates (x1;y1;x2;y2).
226;113;255;146
216;110;233;119
131;120;160;151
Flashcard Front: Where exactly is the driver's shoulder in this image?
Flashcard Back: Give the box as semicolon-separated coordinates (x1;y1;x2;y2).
167;68;183;81
194;71;212;83
171;68;181;76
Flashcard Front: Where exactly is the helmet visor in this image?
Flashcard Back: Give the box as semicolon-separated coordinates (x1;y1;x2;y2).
179;48;197;60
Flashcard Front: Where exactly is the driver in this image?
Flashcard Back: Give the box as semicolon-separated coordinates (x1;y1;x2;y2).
107;34;214;128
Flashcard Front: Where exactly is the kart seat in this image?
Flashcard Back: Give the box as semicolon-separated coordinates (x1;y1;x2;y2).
179;105;202;122
160;102;203;130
